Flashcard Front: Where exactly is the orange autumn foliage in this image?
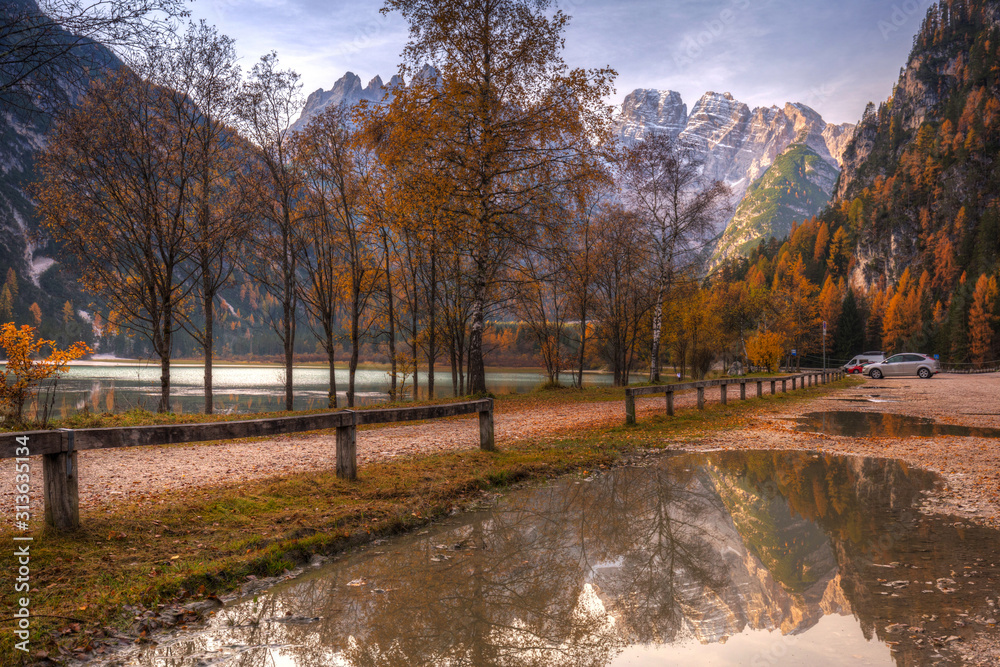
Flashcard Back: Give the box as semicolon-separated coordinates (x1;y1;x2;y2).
0;323;90;424
969;273;999;368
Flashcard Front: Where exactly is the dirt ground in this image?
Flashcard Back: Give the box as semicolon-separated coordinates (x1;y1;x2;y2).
8;374;1000;666
689;373;1000;529
0;379;763;515
3;373;1000;530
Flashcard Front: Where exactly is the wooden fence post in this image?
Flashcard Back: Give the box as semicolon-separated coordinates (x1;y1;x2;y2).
757;381;763;398
44;429;79;531
479;399;496;452
740;381;747;400
625;390;636;425
770;380;776;395
720;383;727;405
782;380;787;393
666;390;674;417
697;387;705;410
336;411;357;481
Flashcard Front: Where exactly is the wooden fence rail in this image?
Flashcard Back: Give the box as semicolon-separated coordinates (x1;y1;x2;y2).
624;371;844;426
1;398;495;531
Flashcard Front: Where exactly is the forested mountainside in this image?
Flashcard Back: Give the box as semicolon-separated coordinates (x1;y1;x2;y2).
721;0;1000;365
0;0;120;343
616;90;853;253
709;143;840;270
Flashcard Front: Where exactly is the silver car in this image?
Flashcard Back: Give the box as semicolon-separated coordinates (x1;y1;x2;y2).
865;353;940;379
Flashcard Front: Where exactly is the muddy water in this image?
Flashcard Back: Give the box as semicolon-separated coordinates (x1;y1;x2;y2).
794;411;1000;438
121;452;1000;666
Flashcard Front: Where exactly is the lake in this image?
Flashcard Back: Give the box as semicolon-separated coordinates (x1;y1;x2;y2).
29;362;618;418
113;450;1000;666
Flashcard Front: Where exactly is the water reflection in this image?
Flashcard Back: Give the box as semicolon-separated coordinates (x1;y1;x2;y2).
794;411;1000;438
30;364;617;419
124;452;1000;667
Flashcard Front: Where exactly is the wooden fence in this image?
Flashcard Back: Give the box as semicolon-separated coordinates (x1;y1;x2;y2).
1;398;495;531
624;371;845;425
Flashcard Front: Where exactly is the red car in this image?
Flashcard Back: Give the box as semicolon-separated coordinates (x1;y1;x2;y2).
846;364;866;374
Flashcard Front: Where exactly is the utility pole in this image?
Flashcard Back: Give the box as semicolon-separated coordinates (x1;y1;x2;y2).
822;321;827;372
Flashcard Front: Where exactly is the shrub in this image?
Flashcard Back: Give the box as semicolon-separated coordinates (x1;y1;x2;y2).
0;323;90;426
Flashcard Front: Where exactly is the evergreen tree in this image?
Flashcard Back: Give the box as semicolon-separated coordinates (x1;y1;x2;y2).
835;289;865;359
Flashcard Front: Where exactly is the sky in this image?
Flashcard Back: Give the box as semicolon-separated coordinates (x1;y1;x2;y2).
187;0;937;126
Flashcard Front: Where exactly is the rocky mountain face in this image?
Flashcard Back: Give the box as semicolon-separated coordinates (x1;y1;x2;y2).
616;89;854;261
0;0;118;328
290;71;403;133
617;89;687;143
828;0;1000;293
290;65;440;133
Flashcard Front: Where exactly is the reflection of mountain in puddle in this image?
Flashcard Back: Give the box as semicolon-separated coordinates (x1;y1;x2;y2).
114;452;1000;667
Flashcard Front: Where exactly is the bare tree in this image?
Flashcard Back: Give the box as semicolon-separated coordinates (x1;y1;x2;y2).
36;61;200;412
564;184;609;388
164;21;248;414
294;103;378;408
592;206;653;387
513;246;570;385
619;132;730;383
1;0;187;111
236;52;304;411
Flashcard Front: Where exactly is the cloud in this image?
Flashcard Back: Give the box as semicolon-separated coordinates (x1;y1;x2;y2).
189;0;933;125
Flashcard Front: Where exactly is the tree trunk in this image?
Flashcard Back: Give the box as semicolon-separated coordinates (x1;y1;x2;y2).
427;252;437;399
284;297;294;411
468;264;487;395
649;287;663;383
326;327;338;409
449;331;459;395
383;231;397;398
576;302;587;389
411;307;419;401
203;286;214;414
458;328;466;395
159;305;172;414
349;286;360;408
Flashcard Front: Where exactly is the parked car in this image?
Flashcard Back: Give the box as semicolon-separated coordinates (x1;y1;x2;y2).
864;353;940;379
842;352;886;372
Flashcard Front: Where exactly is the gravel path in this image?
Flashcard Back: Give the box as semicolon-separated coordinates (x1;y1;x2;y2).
1;382;753;515
6;374;1000;529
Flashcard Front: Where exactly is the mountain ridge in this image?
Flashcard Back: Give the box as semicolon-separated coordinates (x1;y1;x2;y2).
614;87;855;260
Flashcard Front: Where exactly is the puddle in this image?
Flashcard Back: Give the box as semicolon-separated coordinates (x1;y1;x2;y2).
794;411;1000;438
108;451;1000;667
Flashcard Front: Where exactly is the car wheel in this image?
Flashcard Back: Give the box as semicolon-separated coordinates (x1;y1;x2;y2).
870;369;883;379
918;368;931;379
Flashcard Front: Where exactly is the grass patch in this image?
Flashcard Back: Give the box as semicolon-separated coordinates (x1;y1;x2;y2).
0;377;858;661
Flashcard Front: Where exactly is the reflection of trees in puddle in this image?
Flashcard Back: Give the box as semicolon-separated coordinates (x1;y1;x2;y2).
796;411;1000;438
130;452;1000;667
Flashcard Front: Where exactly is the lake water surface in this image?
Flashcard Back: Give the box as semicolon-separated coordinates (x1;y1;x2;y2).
32;363;616;418
120;450;1000;666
